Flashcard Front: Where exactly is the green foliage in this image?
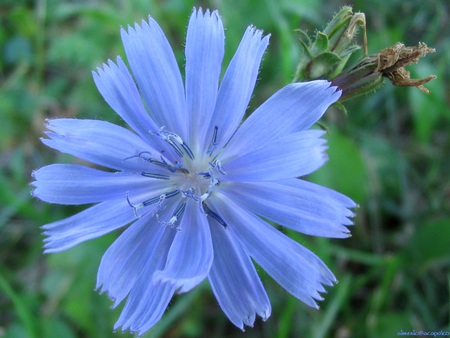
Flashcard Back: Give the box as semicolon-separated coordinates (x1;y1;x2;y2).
309;127;369;204
1;0;448;337
294;6;366;82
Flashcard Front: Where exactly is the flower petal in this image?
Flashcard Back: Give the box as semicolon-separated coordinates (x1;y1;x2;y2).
42;119;155;171
92;57;160;142
97;203;177;307
110;211;178;335
42;199;136;253
221;81;341;162
121;17;187;138
208;26;269;152
116;283;175;336
185;9;224;149
220;179;355;238
222;130;327;181
208;218;271;330
31;164;170;205
153;199;213;293
211;192;336;308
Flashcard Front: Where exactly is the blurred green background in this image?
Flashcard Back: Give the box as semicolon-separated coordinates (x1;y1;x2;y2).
1;0;449;337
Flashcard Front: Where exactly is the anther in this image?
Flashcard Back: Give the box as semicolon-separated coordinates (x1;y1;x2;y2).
207;126;219;155
196;171;212;179
142;195;165;207
180;142;195;160
174;202;186;218
164;190;181;199
157;202;186;229
181;188;198;200
209;159;226;175
148;157;169;168
148;157;188;174
155;128;194;160
202;203;227;228
126;190;180;217
141;172;170;180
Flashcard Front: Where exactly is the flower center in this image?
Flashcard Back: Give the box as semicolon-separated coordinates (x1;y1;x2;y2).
126;127;227;228
178;156;224;199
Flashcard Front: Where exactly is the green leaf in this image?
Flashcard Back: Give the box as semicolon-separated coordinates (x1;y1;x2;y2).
309;52;341;78
340;43;361;57
311;32;329;55
297;38;313;60
296;29;311;46
323;6;354;38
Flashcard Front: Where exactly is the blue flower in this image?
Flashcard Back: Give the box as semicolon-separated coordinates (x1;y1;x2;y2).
32;8;356;335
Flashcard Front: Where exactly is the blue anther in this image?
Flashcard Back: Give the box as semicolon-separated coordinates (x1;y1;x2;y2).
202;202;227;228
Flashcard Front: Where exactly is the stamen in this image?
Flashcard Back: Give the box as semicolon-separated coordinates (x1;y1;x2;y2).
157;202;186;229
181;188;197;200
124;151;188;174
141;172;170;180
154;128;194;160
200;177;219;202
167;140;184;157
180;142;195;160
209;159;226;175
174;202;186;218
148;157;188;174
126;190;180;217
148;157;170;169
207;126;219;155
161;189;181;200
123;151;152;162
142;195;164;207
196;171;211;179
126;192;140;218
202;202;227;228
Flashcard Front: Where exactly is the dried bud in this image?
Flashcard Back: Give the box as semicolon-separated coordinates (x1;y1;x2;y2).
376;42;436;94
332;42;436;101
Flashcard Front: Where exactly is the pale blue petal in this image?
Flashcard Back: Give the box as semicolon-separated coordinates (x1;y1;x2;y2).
42;199;136;253
116;283;175;336
211;192;336;308
97;203;177;308
31;164;170;205
153;199;213;293
121;17;187;138
223;130;327;181
221;81;341;162
219;179;355;238
112;220;177;334
185;9;224;149
208;26;269;152
208;218;271;330
42;119;155;171
92;57;160;141
279;178;357;208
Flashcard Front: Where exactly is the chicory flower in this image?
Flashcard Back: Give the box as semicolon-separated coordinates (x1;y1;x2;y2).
32;8;356;335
